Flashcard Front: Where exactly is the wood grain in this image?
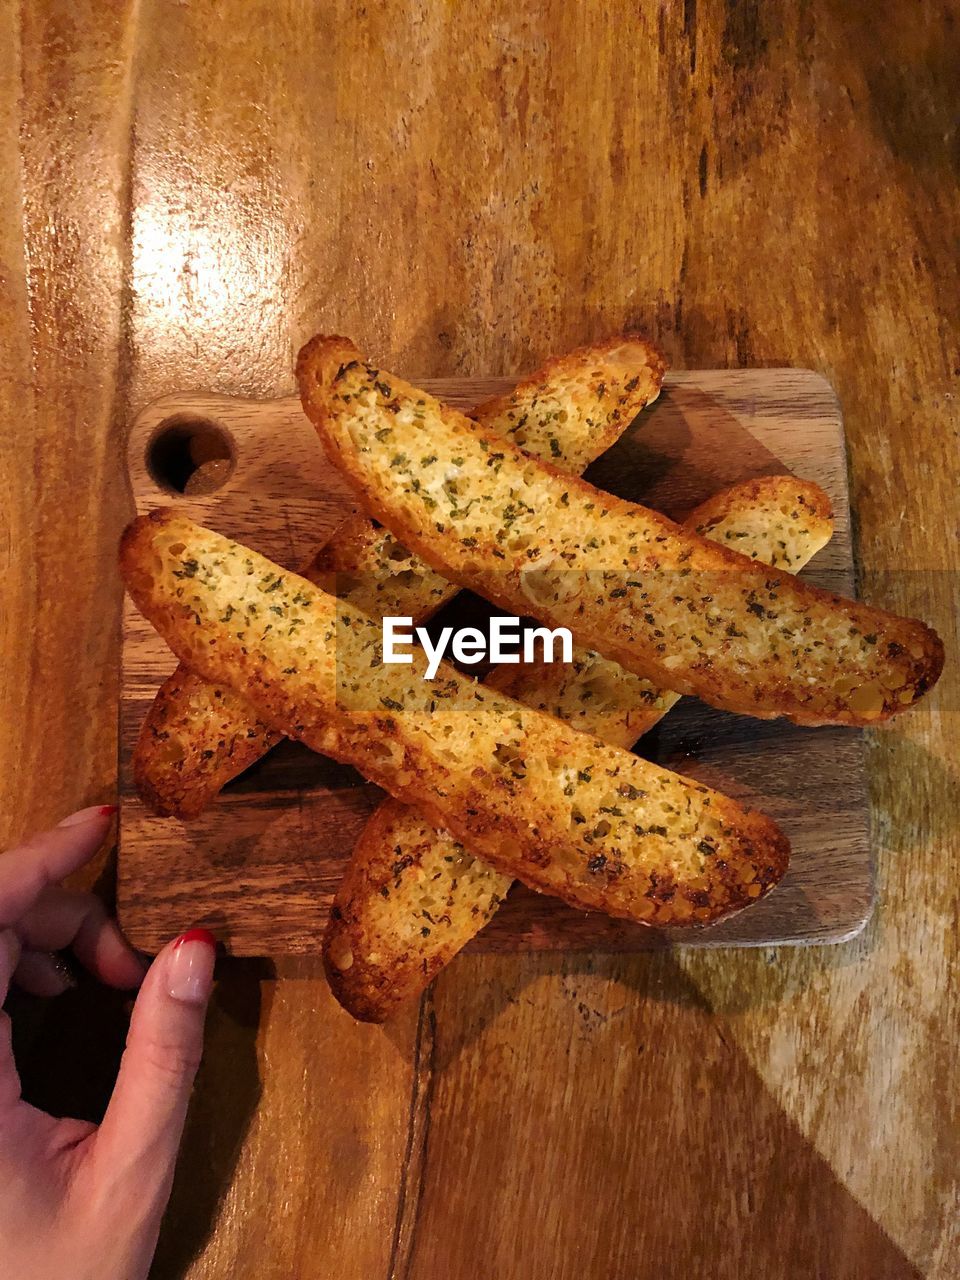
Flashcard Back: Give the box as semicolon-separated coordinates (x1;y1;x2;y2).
2;1;957;1277
118;369;872;954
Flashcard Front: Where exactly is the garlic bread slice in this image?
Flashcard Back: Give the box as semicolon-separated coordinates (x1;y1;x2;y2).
134;335;665;818
297;335;943;727
325;476;832;1021
121;512;789;938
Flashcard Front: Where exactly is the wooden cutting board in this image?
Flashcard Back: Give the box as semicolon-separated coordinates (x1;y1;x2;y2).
119;370;872;955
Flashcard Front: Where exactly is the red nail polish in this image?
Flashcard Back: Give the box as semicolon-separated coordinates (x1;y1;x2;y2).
98;804;119;816
173;928;217;950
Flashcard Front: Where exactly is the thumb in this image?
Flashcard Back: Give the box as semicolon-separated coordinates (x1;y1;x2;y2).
95;929;216;1182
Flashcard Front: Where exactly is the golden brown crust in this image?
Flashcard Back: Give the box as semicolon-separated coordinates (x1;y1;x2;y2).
324;475;834;1021
324;805;510;1023
134;334;665;818
466;332;666;472
132;668;281;820
686;474;834;561
121;511;789;944
297;336;943;726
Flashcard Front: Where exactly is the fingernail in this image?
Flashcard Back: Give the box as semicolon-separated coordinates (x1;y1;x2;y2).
167;929;217;1004
58;804;116;827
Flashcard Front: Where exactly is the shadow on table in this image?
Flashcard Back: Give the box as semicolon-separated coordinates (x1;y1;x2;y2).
412;947;929;1280
12;719;950;1277
395;728;957;1277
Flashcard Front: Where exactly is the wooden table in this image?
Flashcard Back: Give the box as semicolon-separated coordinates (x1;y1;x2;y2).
2;3;957;1276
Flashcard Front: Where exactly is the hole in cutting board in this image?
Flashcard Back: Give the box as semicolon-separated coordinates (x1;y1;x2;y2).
146;415;236;495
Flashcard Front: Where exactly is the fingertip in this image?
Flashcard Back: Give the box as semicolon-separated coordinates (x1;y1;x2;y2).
82;919;150;991
1;810;117;930
163;929;217;1005
57;804;117;828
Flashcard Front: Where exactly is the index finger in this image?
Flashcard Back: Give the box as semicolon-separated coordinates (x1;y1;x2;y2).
0;807;116;928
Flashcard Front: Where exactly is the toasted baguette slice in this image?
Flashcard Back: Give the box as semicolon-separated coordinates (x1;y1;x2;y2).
324;476;833;1020
298;336;943;726
121;512;789;935
134;336;665;818
482;475;837;740
132;667;284;818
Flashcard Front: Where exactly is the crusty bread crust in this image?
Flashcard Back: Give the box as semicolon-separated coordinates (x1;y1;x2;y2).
297;336;943;726
324;476;834;1021
121;512;789;940
465;333;666;474
133;336;665;818
325;805;510;1023
132;668;282;819
482;475;838;742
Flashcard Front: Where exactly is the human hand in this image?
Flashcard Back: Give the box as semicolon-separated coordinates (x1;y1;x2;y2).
0;806;216;1280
